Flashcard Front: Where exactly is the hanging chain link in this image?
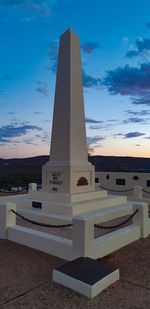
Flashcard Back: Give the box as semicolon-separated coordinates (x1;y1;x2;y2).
11;209;73;228
11;208;140;230
98;185;133;193
142;189;150;195
94;209;139;229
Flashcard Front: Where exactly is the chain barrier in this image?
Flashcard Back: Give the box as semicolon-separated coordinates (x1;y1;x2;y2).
94;209;139;229
11;209;73;228
98;185;133;193
142;189;150;195
11;208;140;230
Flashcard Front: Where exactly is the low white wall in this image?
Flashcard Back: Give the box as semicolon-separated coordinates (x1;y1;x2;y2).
93;225;141;259
1;201;150;260
8;225;75;260
96;172;150;199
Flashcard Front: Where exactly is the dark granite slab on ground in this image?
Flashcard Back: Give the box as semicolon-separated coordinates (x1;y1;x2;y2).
54;257;118;286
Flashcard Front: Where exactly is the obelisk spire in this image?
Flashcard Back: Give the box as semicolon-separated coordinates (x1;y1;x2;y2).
50;28;88;165
42;29;95;194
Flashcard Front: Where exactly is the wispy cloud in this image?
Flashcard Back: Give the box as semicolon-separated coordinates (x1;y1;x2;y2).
124;132;145;139
93;143;102;148
125;50;139;58
86;136;105;145
125;109;150;116
48;41;58;73
125;37;150;58
0;124;42;143
123;117;146;124
107;119;118;122
114;131;145;139
85;117;103;124
89;124;115;130
81;42;99;54
48;42;101;90
103;63;150;106
103;63;150;95
33;111;42;114
131;92;150;106
1;0;51;18
82;70;101;89
48;39;101;90
40;131;50;143
23;138;37;145
36;81;49;97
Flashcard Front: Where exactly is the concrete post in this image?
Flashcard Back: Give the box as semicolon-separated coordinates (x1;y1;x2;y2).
0;202;16;239
72;216;94;257
133;186;142;199
28;183;37;193
132;202;149;238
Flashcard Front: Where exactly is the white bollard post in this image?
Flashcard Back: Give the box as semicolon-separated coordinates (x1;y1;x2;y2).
72;216;94;257
133;186;142;199
0;202;16;239
132;202;149;238
28;183;37;193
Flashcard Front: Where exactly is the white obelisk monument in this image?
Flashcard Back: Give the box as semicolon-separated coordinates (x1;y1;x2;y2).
3;28;125;219
42;28;95;195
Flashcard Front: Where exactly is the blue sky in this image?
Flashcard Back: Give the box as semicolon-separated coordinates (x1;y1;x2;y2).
1;0;150;158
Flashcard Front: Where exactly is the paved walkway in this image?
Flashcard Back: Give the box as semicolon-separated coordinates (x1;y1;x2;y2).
0;235;150;309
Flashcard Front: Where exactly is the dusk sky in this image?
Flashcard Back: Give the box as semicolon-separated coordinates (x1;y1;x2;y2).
1;0;150;159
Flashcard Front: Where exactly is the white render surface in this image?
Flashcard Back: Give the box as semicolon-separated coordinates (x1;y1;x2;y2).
28;183;37;192
42;28;95;194
132;202;149;238
52;268;120;298
95;172;150;204
1;197;150;261
1;29;150;266
29;188;107;203
0;202;16;239
8;225;74;260
93;225;141;259
2;192;127;216
49;29;88;165
95;172;150;195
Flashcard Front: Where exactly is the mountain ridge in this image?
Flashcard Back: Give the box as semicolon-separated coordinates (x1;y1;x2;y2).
0;155;150;172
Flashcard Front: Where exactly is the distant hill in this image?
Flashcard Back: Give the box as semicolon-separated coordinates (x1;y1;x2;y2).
0;155;49;167
0;154;150;173
0;154;150;189
89;155;150;172
0;156;49;189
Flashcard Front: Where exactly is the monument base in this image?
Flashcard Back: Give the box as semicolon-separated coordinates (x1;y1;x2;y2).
29;188;107;203
0;189;127;218
42;162;95;194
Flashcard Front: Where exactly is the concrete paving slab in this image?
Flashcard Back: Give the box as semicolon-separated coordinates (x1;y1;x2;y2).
102;236;150;289
0;235;150;308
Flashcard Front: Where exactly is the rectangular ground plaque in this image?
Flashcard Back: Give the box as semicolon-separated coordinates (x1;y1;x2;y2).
53;257;119;298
